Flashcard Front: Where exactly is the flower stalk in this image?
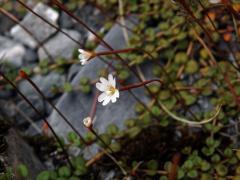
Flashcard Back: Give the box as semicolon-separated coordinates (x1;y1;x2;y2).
1;71;74;169
19;70;88;145
119;79;163;91
118;78;222;125
79;48;136;65
95;48;135;56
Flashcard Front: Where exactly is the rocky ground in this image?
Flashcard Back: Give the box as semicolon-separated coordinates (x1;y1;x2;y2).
0;2;111;178
0;1;148;178
1;1;240;179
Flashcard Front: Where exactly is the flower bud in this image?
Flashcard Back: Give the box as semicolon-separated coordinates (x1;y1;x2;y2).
83;116;92;128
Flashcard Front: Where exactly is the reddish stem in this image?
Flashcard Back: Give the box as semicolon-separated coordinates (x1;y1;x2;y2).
178;0;213;41
1;71;73;169
119;79;163;91
19;70;88;145
89;91;100;120
223;72;240;108
222;0;240;20
168;153;181;180
96;48;136;56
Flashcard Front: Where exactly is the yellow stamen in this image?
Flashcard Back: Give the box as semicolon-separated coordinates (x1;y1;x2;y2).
106;86;116;96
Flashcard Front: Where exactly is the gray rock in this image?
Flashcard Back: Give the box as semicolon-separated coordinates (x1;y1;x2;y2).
4;128;45;179
25;119;44;137
10;3;59;49
16;96;45;125
59;12;74;29
0;100;17;118
0;15;15;35
0;90;13;100
0;36;26;67
67;64;81;81
48;17;145;139
18;72;66;99
38;29;81;60
73;5;107;41
23;48;38;63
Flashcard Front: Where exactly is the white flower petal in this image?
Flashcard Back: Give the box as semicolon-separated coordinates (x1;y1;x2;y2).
81;61;87;65
100;77;109;85
98;93;107;102
78;49;84;53
115;89;119;98
111;96;117;103
108;74;116;87
102;96;111;106
96;82;107;91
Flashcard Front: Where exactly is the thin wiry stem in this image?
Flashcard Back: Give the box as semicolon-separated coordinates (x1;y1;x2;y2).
120;79;222;125
0;8;55;63
89;91;100;120
17;0;163;107
198;0;240;70
16;0;154;120
16;0;83;47
119;79;163;91
143;49;200;121
159;101;222;125
0;71;74;169
177;0;213;41
19;70;88;145
88;128;114;154
50;0;165;110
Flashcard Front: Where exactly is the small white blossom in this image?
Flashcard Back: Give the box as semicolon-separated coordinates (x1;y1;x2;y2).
78;49;93;65
96;74;119;106
209;0;221;3
83;116;92;128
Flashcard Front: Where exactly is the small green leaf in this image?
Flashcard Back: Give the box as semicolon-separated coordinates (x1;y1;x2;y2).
151;106;161;116
127;127;141;138
97;134;111;147
211;154;221;163
224;148;233;158
146;160;158;176
63;83;73;92
17;164;28;178
110;142;121;152
37;171;50;180
106;124;119;136
81;85;91;94
187;170;198;178
201;161;211;171
124;119;135;128
174;52;188;64
58;166;71;177
79;77;89;85
185;60;199;74
67;132;77;143
215;164;228;177
118;70;130;80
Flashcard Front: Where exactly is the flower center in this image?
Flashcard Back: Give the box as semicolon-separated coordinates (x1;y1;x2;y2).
106;86;116;96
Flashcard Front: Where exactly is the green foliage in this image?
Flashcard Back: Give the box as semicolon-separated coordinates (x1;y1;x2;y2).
9;0;240;179
63;82;73;92
37;171;50;180
58;166;71;177
17;164;28;178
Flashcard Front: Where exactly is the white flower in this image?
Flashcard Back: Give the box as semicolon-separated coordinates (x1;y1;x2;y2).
83;116;92;128
78;49;94;65
96;74;119;106
209;0;221;3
